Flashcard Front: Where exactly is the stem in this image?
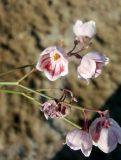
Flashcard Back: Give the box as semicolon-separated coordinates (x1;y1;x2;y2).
63;118;81;129
0;64;35;77
17;68;36;83
65;103;105;114
0;89;23;95
0;82;18;86
22;93;42;105
70;47;85;56
0;81;52;99
67;40;79;55
18;84;52;99
83;110;88;131
0;89;42;106
36;88;62;92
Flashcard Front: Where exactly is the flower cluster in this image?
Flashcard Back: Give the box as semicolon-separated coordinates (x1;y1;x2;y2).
66;116;121;157
36;20;109;82
0;16;120;159
37;19;120;157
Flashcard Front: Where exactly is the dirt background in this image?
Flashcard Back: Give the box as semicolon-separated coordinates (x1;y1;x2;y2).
0;0;121;160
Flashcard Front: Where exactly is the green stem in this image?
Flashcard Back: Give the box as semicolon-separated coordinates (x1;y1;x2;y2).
21;93;42;105
36;88;62;92
17;68;36;83
0;81;52;99
18;84;52;99
63;118;81;129
0;89;23;95
0;64;35;77
0;82;18;86
0;89;42;106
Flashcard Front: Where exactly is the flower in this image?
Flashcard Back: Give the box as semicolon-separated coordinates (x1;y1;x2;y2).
77;52;109;82
36;46;68;81
40;100;70;119
89;117;121;153
66;129;92;157
73;20;96;39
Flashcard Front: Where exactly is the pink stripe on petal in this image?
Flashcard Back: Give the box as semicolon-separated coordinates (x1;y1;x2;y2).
41;56;50;64
41;53;50;59
60;64;64;73
59;64;62;74
42;60;50;68
44;62;51;71
52;64;56;78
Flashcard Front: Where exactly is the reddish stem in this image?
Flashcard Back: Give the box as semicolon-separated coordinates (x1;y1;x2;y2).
83;110;89;131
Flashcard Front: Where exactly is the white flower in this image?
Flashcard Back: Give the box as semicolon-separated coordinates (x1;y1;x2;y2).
36;46;68;81
73;20;96;38
89;117;121;153
66;129;92;157
77;52;109;82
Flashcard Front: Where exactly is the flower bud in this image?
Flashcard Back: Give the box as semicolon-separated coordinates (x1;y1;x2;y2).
73;20;96;39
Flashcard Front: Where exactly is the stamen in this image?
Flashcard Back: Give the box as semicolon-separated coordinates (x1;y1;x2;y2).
53;52;60;61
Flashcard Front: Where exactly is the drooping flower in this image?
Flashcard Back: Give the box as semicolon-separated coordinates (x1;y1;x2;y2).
40;100;70;119
66;129;92;157
73;20;96;44
36;46;68;81
77;52;109;82
89;117;121;153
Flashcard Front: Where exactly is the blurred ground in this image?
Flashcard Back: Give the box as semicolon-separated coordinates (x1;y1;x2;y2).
0;0;121;159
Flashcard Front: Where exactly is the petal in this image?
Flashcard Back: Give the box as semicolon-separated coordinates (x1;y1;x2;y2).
66;129;83;150
44;61;68;81
44;113;49;119
93;67;102;78
41;46;56;56
96;128;118;153
45;61;58;81
59;61;69;76
85;52;109;64
73;20;83;37
77;57;96;79
41;100;57;119
80;21;96;38
80;132;92;157
36;46;56;70
109;118;121;144
89;117;103;144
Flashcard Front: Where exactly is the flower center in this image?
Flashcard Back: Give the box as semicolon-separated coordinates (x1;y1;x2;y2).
53;52;60;61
